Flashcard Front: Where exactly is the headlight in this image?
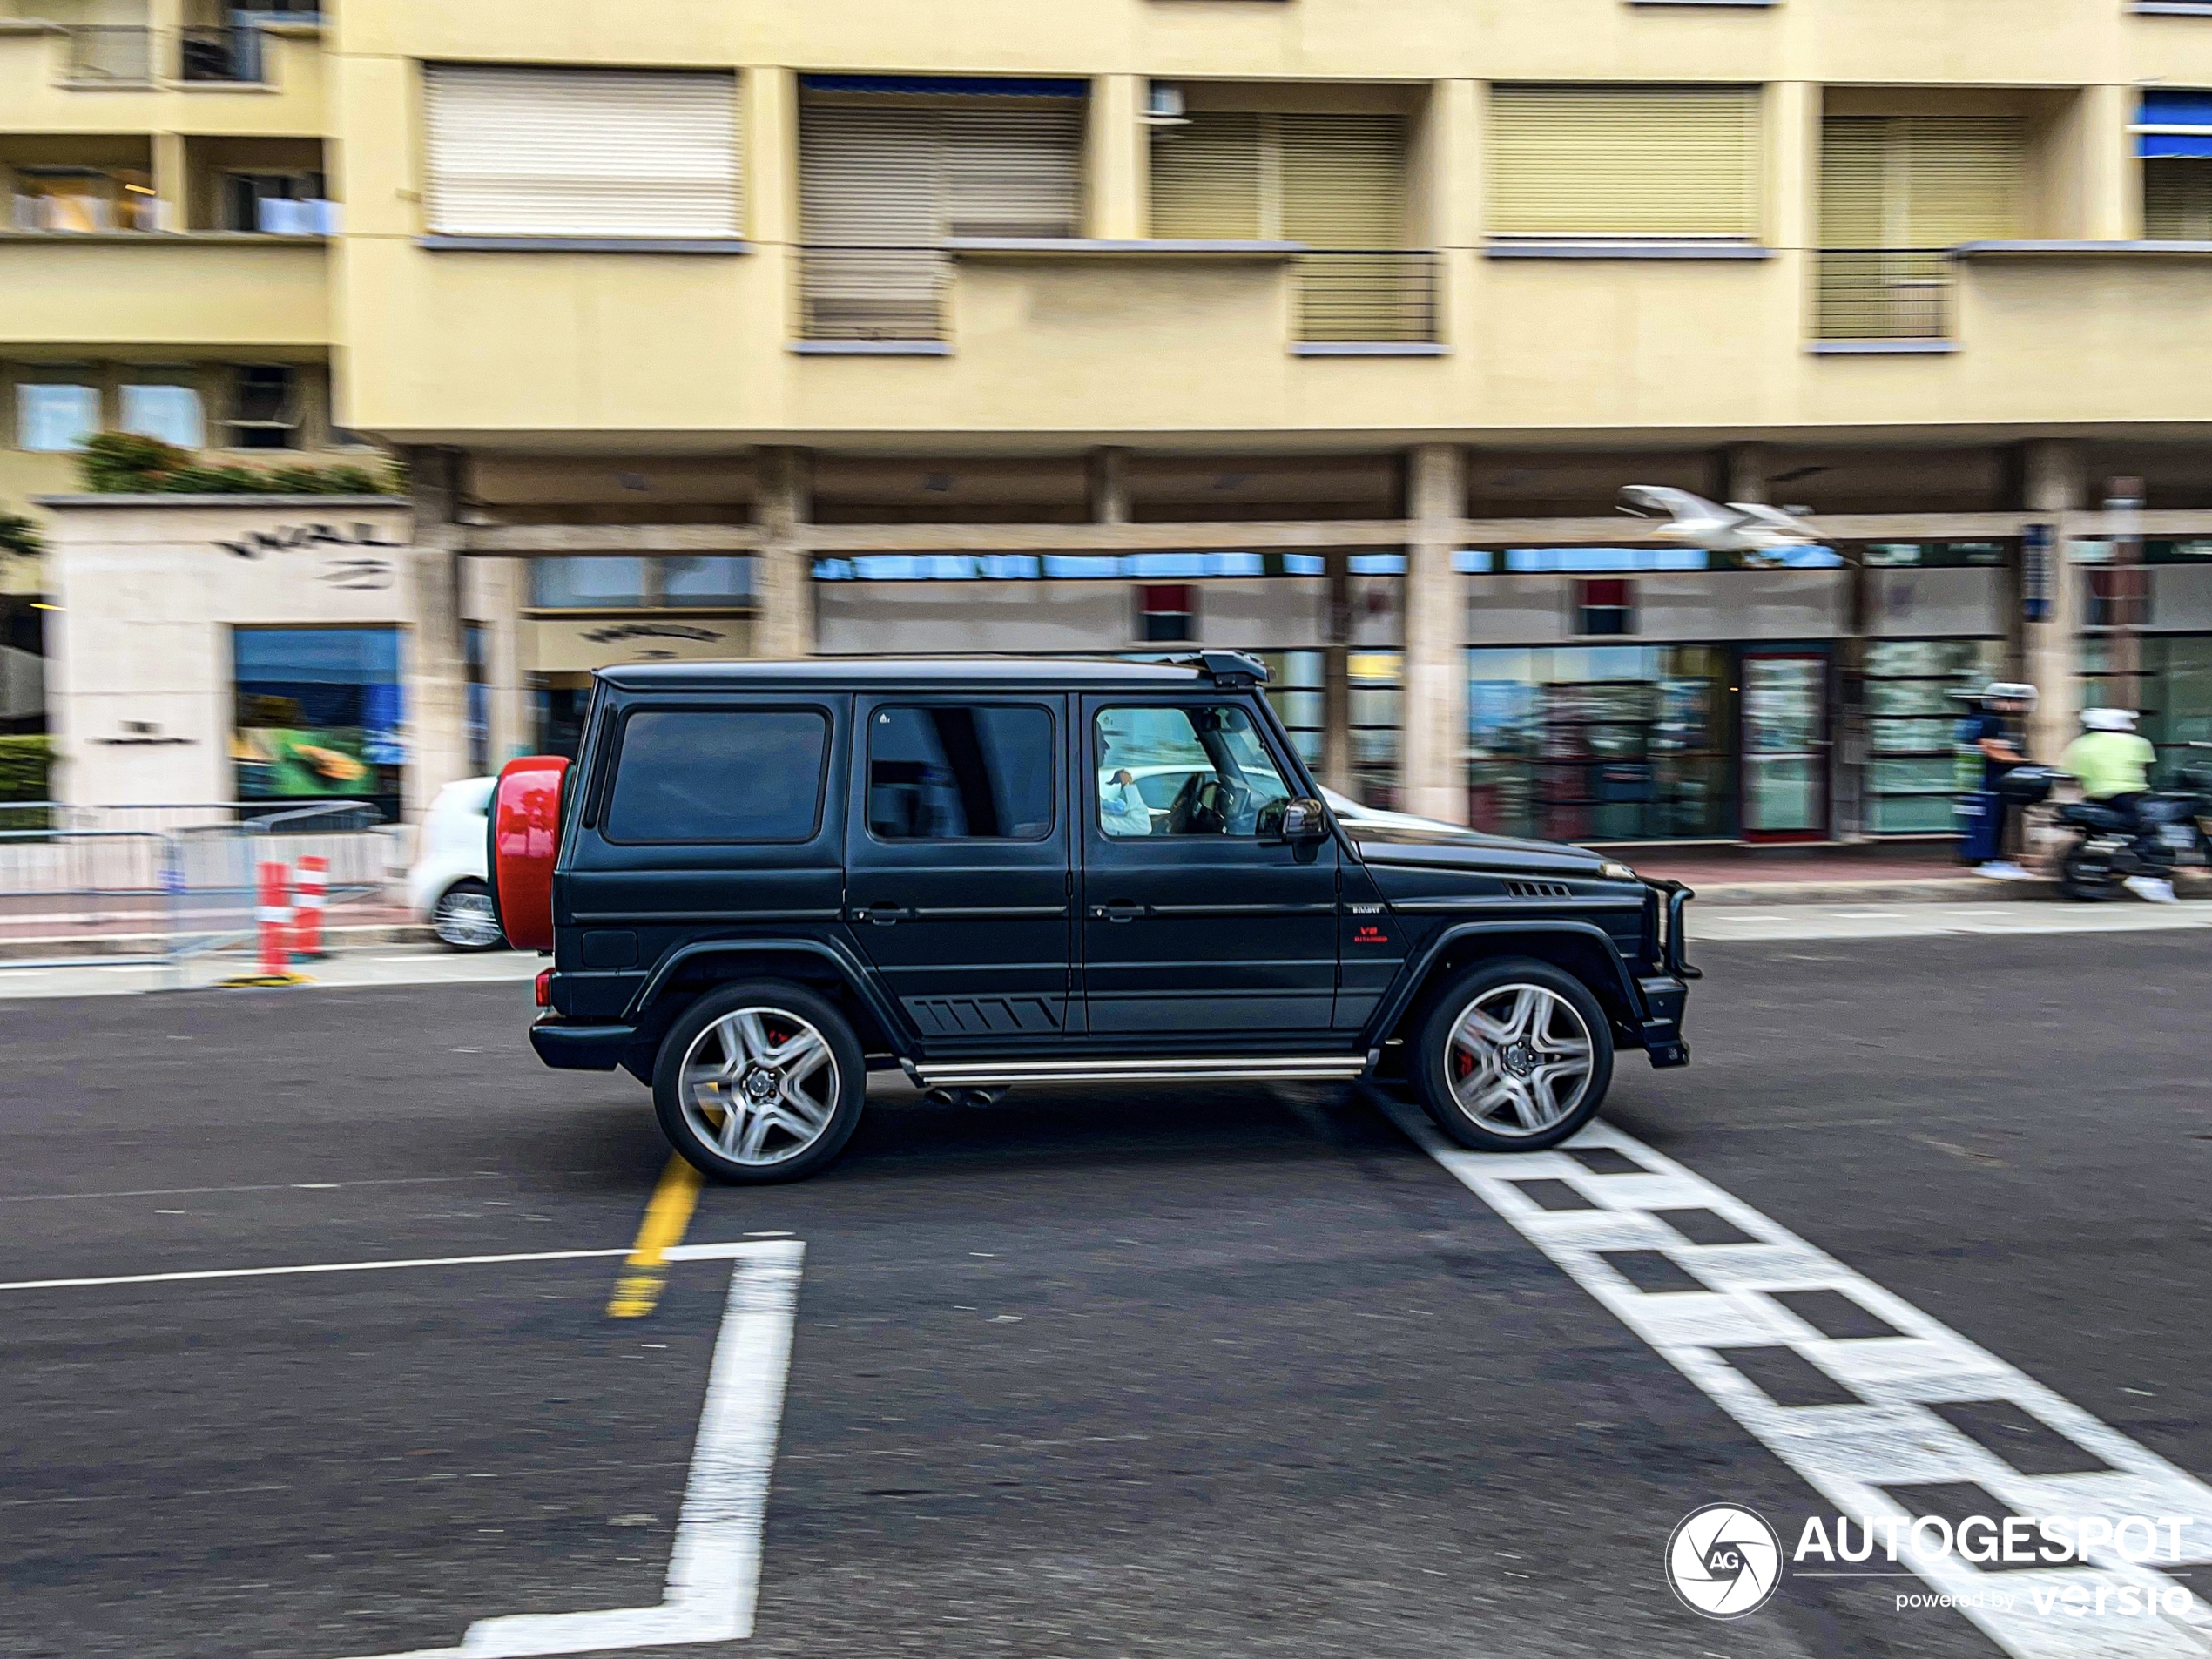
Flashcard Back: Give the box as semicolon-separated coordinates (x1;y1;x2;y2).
1598;860;1638;882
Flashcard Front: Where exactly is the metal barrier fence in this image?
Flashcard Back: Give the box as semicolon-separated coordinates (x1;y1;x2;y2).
1815;249;1953;343
798;246;951;343
0;803;391;973
0;799;381;835
1294;251;1441;345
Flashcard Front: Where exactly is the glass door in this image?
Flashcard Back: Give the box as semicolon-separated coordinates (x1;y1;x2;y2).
1740;651;1829;840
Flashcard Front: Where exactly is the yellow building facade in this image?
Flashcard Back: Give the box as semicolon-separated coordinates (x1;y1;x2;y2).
14;0;2212;839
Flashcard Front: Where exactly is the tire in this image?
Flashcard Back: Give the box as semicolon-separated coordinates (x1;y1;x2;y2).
651;981;867;1184
1412;958;1615;1153
431;879;506;951
2060;845;2121;902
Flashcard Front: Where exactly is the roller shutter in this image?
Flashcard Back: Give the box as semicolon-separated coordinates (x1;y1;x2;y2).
1279;113;1407;247
423;65;739;238
1488;85;1762;238
797;93;1082;339
1148;111;1264;239
1817;116;2026;247
2145;158;2212;239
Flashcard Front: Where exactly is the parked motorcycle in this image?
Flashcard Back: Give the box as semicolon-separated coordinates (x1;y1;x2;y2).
2048;743;2212;901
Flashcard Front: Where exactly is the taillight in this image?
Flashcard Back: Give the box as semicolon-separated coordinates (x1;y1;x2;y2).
492;754;570;952
535;968;551;1008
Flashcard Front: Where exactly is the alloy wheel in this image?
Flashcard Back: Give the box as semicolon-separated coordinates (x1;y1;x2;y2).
678;1007;840;1168
1446;982;1595;1139
433;885;502;948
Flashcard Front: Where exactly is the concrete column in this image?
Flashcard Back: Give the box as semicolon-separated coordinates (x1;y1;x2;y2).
1090;76;1146;239
1321;547;1352;795
2081;83;2134;241
752;446;812;658
1087;446;1130;524
1724;442;1770;505
2022;439;2085;765
1400;443;1467;823
475;556;527;764
404;447;472;819
744;66;797;246
152;131;187;232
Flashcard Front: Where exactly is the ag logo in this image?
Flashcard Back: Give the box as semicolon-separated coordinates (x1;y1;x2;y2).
1666;1504;1782;1619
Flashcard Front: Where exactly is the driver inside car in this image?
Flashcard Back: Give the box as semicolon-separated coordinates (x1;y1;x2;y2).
1098;767;1153;836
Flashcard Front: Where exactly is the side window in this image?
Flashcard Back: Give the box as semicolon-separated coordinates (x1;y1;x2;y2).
867;705;1055;840
1095;705;1289;838
604;709;829;844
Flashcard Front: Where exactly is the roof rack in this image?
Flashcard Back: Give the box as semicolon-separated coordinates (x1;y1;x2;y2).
1180;650;1271;688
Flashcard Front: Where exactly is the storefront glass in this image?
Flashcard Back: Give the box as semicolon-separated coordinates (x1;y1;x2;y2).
464;623;489;776
1255;650;1325;771
1466;646;1730;841
2086;634;2212;781
233;627;403;811
1349;650;1401;809
1863;639;2003;833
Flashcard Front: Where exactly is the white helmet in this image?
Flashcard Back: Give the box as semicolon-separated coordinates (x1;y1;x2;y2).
2081;707;2138;732
1982;681;2038;710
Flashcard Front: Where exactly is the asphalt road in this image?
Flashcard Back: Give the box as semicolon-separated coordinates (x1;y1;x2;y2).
1;932;2207;1659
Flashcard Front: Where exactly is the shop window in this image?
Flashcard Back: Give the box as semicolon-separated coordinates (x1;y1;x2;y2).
464;622;489;776
233;626;404;809
1136;583;1196;643
1256;650;1325;771
1467;645;1730;843
660;556;752;606
1348;649;1401;809
1864;638;2002;834
1575;577;1635;636
528;556;754;610
121;381;206;450
14;380;99;453
529;674;591;759
225;365;302;449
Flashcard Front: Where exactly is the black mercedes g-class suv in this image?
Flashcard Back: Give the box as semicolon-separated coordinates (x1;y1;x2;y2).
493;652;1695;1183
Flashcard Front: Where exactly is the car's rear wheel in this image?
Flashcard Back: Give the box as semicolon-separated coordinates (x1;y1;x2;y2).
431;879;504;951
1413;959;1614;1152
652;981;866;1184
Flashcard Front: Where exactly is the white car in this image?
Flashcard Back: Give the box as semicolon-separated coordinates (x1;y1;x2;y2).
1318;786;1467;837
406;775;505;950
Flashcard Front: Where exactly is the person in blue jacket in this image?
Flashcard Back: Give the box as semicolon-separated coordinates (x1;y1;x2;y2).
1955;682;2036;878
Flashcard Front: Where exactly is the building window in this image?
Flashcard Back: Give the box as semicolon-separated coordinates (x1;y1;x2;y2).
15;381;100;453
10;166;157;233
423;65;741;239
121;381;206;449
1257;650;1325;771
1136;584;1196;643
1575;577;1635;636
222;171;335;236
1348;649;1401;810
2087;568;2151;630
528;556;753;610
2137;91;2212;239
233;626;404;808
660;556;752;606
225;365;301;449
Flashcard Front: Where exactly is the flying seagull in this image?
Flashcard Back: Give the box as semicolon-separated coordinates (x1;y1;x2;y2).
1617;485;1819;561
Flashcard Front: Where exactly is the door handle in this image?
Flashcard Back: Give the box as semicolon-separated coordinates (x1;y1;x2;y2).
1093;902;1144;923
857;903;915;926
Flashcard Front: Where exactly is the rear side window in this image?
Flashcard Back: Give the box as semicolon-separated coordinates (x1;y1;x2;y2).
604;709;829;844
867;704;1055;840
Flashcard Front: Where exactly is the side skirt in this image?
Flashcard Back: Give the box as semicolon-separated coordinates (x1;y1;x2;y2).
906;1054;1374;1089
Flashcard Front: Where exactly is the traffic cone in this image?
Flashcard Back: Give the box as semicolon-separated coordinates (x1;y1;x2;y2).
219;859;308;987
293;854;327;960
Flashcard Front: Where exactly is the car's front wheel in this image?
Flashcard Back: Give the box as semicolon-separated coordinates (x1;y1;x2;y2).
431;879;505;951
651;981;866;1184
1413;959;1614;1152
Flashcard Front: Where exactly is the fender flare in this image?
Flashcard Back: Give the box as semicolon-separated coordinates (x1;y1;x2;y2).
1363;918;1645;1045
624;935;915;1054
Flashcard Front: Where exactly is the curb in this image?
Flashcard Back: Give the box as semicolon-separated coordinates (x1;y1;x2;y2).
1677;873;2212;907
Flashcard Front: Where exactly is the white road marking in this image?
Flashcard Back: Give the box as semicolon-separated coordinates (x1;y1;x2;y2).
1382;1101;2212;1658
335;1240;806;1658
0;1247;634;1293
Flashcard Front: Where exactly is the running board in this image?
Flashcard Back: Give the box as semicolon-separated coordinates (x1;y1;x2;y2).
906;1054;1373;1089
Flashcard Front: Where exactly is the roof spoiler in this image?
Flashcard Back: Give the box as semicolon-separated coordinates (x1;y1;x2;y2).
1177;650;1271;688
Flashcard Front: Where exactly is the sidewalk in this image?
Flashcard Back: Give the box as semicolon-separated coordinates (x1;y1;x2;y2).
0;900;430;962
1617;841;2210;907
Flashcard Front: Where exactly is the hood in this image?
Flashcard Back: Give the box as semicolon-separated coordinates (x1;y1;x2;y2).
1347;822;1608;879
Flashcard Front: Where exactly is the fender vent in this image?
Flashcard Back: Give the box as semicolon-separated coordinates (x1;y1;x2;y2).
1505;880;1574;900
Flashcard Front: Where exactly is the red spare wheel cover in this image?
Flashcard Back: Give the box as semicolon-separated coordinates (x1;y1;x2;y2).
491;754;569;951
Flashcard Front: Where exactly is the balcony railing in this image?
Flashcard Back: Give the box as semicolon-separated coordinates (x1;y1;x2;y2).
798;246;949;344
1294;251;1441;345
178;24;265;83
1815;249;1953;343
60;24;152;84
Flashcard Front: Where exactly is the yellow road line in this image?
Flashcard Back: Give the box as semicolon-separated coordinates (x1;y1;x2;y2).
606;1154;703;1319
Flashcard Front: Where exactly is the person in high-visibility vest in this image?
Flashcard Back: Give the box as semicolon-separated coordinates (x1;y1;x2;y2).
2060;707;2175;905
1955;681;2036;879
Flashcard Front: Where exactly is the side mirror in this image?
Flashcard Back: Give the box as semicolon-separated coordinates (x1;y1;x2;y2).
1259;796;1330;844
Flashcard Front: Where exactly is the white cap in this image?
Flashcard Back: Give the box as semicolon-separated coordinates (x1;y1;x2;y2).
1983;681;2039;709
2082;707;2138;732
